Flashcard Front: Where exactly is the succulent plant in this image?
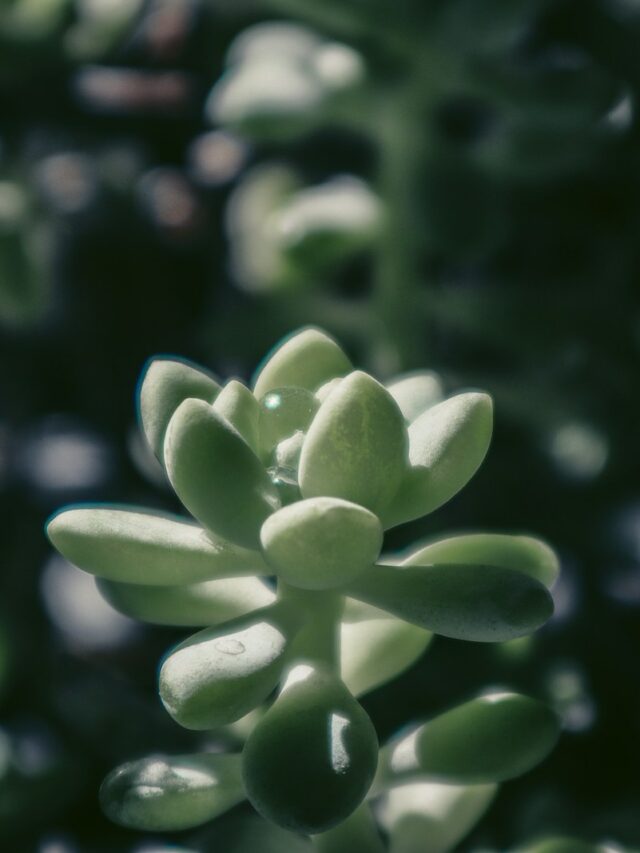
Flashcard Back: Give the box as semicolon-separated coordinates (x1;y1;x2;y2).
46;326;561;846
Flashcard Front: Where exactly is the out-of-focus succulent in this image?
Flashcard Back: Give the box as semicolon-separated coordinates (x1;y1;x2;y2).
0;179;50;326
226;166;381;292
206;22;365;139
47;327;560;844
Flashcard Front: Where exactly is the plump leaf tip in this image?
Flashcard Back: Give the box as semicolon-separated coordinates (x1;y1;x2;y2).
46;326;560;841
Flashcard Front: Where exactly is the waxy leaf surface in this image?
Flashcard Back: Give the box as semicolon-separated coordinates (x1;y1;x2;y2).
378;781;496;853
383;692;560;784
212;379;261;453
165;399;280;548
243;664;378;834
345;562;553;642
47;507;267;585
159;604;300;729
299;371;407;514
341;600;431;696
386;371;443;422
138;357;220;460
384;392;492;527
98;576;275;627
253;327;351;399
260;497;382;589
404;533;559;588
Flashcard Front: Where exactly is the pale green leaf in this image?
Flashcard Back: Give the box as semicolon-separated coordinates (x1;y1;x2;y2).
252;327;351;399
164;399;280;548
378;781;497;853
97;576;275;627
386;371;444;423
403;532;559;588
381;692;559;785
212;379;261;454
159;603;301;729
384;392;493;528
46;506;268;585
341;600;432;696
138;357;220;461
299;371;408;515
260;497;382;590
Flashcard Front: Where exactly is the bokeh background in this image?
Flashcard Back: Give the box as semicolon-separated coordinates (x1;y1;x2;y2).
1;0;640;850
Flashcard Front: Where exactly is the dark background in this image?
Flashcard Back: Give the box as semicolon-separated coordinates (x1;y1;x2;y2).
1;1;639;850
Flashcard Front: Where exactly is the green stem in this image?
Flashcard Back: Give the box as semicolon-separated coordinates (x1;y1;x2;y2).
263;0;369;40
277;583;344;671
370;83;431;374
311;803;386;853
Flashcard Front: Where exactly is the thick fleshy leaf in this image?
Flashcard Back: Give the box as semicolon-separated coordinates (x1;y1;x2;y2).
345;562;553;642
378;781;497;853
46;507;267;585
313;805;386;853
97;576;275;627
299;371;408;514
253;327;351;399
315;376;343;403
341;600;432;696
382;692;559;784
196;811;313;852
137;357;220;461
260;497;382;590
383;392;493;527
243;664;378;834
212;379;261;454
100;753;244;831
159;603;301;729
164;399;280;548
386;371;444;423
403;533;559;588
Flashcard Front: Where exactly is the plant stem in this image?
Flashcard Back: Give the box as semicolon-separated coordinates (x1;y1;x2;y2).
370;81;431;375
277;583;343;672
311;803;386;853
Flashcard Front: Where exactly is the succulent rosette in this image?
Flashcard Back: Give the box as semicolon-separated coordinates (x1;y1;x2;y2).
47;327;560;841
